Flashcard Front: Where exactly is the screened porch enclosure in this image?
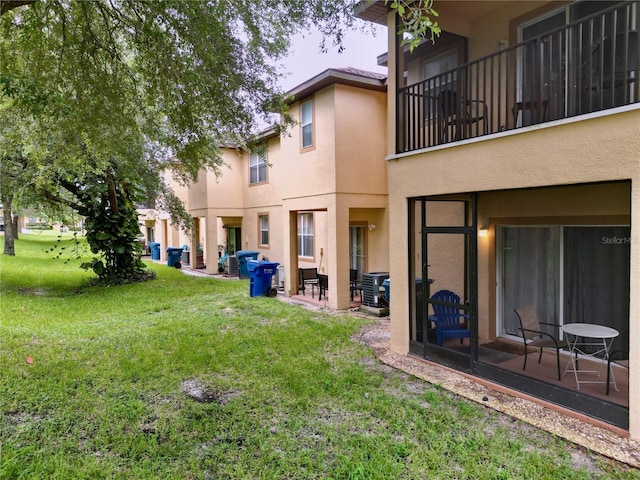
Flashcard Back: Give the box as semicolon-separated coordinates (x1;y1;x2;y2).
408;195;478;372
407;182;631;428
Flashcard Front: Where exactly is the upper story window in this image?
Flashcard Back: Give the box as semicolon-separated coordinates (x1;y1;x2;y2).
249;149;267;184
259;215;269;246
422;48;459;82
422;48;461;119
300;100;313;149
297;212;314;257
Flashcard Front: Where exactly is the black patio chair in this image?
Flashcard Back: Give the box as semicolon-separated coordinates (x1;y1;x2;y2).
606;350;629;395
299;268;319;297
349;269;363;301
514;305;568;381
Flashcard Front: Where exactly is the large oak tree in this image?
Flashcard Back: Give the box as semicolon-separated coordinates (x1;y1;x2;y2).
1;0;438;284
0;0;365;283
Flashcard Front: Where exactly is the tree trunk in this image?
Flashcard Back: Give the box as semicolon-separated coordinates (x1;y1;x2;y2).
11;214;19;239
2;194;15;255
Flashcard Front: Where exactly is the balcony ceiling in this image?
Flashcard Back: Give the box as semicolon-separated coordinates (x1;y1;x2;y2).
357;1;553;31
436;1;511;22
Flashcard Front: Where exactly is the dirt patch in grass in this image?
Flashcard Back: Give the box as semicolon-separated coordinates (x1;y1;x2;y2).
181;378;241;405
18;288;48;296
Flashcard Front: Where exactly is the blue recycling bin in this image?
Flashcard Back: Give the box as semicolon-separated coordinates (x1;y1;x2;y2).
236;250;260;279
149;242;160;260
167;247;183;268
248;260;280;297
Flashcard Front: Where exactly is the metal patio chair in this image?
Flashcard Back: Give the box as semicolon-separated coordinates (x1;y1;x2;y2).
514;305;568;381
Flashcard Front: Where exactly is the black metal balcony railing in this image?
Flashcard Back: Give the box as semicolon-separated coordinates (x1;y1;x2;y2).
397;2;639;153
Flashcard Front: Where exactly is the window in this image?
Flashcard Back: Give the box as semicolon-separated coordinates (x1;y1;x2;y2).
249;149;267;184
422;48;460;119
297;213;314;257
422;48;459;81
300;100;313;149
259;215;269;246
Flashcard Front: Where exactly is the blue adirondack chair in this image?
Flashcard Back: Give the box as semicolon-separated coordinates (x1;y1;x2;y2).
428;289;470;346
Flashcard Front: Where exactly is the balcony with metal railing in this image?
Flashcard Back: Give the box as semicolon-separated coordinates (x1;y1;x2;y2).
397;1;639;154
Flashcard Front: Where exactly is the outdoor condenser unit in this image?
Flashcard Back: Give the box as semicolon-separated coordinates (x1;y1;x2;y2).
227;255;239;276
362;272;390;308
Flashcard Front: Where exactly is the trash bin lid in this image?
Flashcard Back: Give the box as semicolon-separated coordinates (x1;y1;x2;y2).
236;250;260;258
247;260;260;271
258;261;280;267
255;261;279;273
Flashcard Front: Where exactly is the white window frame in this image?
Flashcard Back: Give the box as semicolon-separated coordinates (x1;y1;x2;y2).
297;213;314;258
259;214;269;247
300;100;313;149
249;150;267;184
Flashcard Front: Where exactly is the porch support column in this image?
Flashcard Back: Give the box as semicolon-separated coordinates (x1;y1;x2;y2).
388;9;399;156
283;210;298;296
189;217;200;270
204;210;218;275
388;180;409;354
328;198;351;310
160;219;168;262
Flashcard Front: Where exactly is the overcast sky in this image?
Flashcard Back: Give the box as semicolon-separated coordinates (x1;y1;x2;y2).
278;24;388;91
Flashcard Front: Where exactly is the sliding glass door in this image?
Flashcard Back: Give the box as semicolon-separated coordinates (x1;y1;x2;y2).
349;226;366;278
564;226;631;350
500;227;561;339
518;1;638;122
499;225;630;351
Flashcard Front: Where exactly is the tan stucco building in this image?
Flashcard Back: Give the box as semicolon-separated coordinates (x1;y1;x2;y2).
187;67;390;310
138;169;191;263
358;0;639;438
149;0;639;441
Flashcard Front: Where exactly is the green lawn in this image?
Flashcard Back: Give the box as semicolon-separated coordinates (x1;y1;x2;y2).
1;234;638;479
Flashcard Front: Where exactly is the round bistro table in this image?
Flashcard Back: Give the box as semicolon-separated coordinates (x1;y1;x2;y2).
562;323;619;391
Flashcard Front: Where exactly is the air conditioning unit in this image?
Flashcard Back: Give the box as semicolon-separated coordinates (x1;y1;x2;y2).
362;272;389;307
228;255;239;276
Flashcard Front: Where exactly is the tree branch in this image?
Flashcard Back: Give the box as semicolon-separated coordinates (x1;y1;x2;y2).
0;0;36;16
39;187;83;212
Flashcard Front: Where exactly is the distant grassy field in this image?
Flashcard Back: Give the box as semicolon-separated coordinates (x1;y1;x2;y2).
1;234;638;479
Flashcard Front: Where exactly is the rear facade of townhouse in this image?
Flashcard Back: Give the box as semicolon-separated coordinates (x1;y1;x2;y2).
358;0;639;438
187;68;390;310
